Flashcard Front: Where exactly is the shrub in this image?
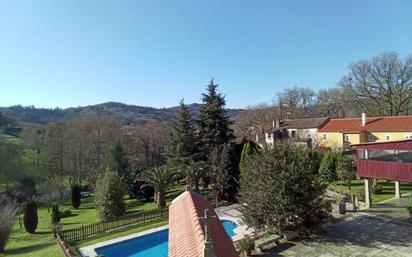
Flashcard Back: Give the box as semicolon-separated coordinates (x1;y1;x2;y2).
139;184;155;202
71;185;81;209
0;203;17;253
23;200;38;234
238;235;255;254
372;184;383;194
59;208;72;218
95;169;126;221
318;151;338;183
336;155;357;191
239;144;329;233
50;203;61;225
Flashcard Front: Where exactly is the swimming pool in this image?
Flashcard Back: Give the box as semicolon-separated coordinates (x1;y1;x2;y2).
94;220;238;257
221;219;238;237
95;229;168;257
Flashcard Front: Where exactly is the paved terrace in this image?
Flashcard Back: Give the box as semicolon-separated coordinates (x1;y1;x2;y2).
365;194;412;224
259;215;412;257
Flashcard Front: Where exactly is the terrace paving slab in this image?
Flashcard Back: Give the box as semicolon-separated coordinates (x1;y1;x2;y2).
258;215;412;257
365;195;412;224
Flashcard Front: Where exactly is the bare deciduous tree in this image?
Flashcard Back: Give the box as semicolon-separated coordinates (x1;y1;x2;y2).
339;52;412;116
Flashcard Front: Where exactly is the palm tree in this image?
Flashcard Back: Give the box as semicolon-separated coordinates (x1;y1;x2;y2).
138;166;177;208
185;161;211;192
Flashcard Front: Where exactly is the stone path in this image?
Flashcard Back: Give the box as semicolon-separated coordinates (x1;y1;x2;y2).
365;195;411;223
260;215;412;257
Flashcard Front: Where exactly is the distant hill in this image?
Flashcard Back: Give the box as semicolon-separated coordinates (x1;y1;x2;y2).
0;102;243;126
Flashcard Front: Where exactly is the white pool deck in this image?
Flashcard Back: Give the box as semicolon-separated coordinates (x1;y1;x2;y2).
79;204;253;257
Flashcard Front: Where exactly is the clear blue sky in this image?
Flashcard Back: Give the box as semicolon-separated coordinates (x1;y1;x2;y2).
1;0;412;109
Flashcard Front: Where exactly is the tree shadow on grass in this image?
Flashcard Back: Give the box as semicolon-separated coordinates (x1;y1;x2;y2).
5;241;54;255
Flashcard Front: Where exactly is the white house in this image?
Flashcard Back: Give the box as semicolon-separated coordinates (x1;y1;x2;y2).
254;117;330;148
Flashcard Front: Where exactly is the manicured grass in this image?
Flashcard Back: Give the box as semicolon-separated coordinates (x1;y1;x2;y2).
3;185;186;257
0;134;21;144
329;179;412;204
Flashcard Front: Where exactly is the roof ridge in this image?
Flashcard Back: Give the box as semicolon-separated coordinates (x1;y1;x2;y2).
186;191;206;257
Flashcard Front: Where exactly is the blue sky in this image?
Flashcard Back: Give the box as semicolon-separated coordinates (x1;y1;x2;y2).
1;0;412;109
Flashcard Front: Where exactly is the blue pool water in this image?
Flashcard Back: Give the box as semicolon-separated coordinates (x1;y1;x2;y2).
95;220;238;257
95;229;168;257
221;219;238;237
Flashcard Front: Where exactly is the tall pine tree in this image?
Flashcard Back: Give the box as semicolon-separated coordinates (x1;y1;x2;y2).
198;80;234;159
166;99;198;165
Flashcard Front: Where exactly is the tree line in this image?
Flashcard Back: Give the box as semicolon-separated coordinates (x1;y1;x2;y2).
234;52;412;138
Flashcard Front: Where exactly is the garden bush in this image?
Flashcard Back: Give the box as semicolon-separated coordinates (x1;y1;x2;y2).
372;184;383;194
23;200;38;234
0;203;17;253
71;185;81;209
238;235;255;256
336;155;357;191
50;203;61;225
318;151;338;183
59;208;72;218
95;169;126;221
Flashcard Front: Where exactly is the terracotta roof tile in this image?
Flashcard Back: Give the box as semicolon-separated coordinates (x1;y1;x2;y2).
168;190;239;257
318;115;412;132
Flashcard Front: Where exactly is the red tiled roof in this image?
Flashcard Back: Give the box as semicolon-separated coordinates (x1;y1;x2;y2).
168;190;238;257
318;116;412;132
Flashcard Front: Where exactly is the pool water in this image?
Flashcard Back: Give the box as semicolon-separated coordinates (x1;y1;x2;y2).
221;219;238;237
95;229;168;257
95;220;238;257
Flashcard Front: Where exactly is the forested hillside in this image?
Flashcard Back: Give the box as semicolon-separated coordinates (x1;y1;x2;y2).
0;102;243;125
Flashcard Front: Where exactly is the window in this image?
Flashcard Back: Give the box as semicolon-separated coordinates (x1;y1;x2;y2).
368;135;374;142
267;133;272;139
385;135;391;141
344;134;350;142
291;130;297;138
322;134;327;140
405;135;412;139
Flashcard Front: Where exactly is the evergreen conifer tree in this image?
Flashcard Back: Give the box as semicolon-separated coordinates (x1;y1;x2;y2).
23;200;38;234
95;169;126;221
166;99;198;165
239;142;257;171
198;80;234;159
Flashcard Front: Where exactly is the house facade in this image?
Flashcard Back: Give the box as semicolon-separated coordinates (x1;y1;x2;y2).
318;113;412;149
252;117;330;148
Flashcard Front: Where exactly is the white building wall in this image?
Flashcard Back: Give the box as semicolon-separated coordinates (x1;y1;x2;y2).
287;128;318;146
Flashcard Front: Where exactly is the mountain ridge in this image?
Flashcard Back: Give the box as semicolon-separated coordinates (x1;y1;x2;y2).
0;102;243;125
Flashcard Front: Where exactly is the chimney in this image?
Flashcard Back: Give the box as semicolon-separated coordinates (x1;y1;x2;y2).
361;112;367;126
202;209;216;257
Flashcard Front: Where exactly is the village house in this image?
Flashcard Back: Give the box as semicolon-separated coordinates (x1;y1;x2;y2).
318;113;412;149
251;117;330;148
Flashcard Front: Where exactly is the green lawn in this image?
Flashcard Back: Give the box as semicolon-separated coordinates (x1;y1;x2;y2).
0;134;21;144
329;179;412;204
2;185;185;257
